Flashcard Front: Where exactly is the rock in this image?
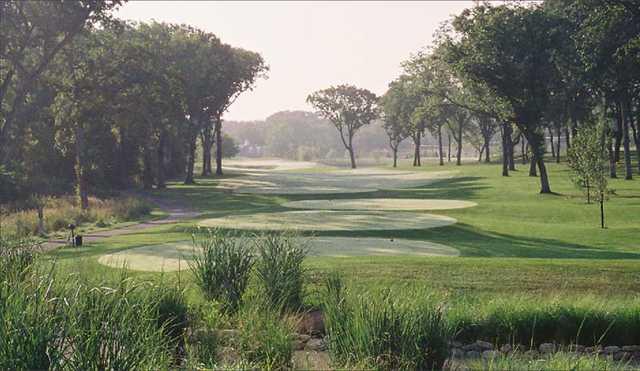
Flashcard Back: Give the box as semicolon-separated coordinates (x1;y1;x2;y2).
291;340;305;351
465;350;481;359
449;340;464;348
539;343;556;354
475;340;494;351
500;344;513;353
603;345;620;354
524;350;539;358
482;350;501;360
462;343;480;352
613;352;630;361
633;351;640;360
569;344;585;353
295;333;311;343
451;348;465;359
305;338;326;351
296;309;325;336
622;345;640;352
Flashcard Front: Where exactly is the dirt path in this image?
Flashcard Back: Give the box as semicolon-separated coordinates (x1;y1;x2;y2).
44;193;200;250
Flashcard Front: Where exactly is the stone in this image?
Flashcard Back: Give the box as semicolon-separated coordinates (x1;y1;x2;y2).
451;348;465;359
500;344;513;353
305;338;326;351
569;344;585;353
524;350;539;358
449;340;464;348
296;310;325;335
539;343;556;354
291;340;305;351
613;352;630;361
475;340;494;351
622;345;640;352
295;333;311;343
482;350;501;360
633;351;640;360
465;351;481;359
603;346;620;354
462;343;480;352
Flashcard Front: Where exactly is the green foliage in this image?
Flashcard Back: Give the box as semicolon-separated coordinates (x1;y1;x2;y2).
254;232;309;312
221;133;240;158
323;275;452;370
236;301;295;370
464;351;635;371
0;235;38;283
189;229;255;313
568;125;609;203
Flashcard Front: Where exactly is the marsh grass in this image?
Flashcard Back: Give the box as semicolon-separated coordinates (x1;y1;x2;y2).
0;196;151;237
450;295;640;346
255;231;309;312
323;274;453;370
190;228;255;313
463;351;636;371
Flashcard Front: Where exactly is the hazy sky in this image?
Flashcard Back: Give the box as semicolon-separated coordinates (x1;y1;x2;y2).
116;1;472;121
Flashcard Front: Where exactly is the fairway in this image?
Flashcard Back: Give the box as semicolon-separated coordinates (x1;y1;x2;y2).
282;198;477;211
197;210;457;231
216;168;458;194
97;237;459;271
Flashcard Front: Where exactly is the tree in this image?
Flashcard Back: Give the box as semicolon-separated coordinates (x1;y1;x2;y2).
567;124;609;228
447;3;567;193
380;81;410;167
307;85;379;169
0;0;124;164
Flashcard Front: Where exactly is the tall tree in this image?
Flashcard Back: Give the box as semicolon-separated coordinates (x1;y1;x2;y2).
307;85;379;169
380;81;410;168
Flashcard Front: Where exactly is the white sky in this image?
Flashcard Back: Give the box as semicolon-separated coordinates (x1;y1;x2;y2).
116;1;473;121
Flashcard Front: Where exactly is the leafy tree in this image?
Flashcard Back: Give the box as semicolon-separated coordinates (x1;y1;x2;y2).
380;81;410;167
307;85;379;169
567;124;609;228
0;0;124;164
447;3;567;193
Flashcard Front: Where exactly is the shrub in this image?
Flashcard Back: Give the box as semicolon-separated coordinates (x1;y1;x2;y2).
323;275;452;370
236;301;295;370
190;229;254;313
254;232;309;312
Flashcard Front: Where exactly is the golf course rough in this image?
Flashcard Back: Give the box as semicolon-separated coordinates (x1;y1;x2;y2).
98;237;459;272
197;210;457;231
282;198;477;211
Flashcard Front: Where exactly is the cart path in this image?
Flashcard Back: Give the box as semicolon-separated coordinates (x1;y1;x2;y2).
44;193;200;250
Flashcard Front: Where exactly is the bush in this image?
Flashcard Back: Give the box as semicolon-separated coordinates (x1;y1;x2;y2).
254;232;309;312
0;196;152;237
236;301;295;370
190;229;254;313
323;275;452;370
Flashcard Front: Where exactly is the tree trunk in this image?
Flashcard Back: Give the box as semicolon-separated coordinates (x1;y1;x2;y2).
142;147;154;190
556;125;562;163
413;134;421;167
521;135;527;165
565;126;571;149
215;116;224;176
37;206;45;236
501;123;509;177
621;101;633;180
348;146;357;169
456;121;463;166
438;125;444;166
478;144;485;162
537;156;552;194
529;153;537;177
392;146;398;168
608;140;617;178
201;128;213;176
630;114;640;173
74;123;89;210
549;127;556;160
484;134;491;163
614;106;622;163
600;195;605;229
156;130;167;189
184;135;196;185
508;134;516;171
447;131;451;162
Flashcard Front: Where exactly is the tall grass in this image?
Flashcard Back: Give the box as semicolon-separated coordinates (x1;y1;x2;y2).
323;274;453;370
464;352;636;371
0;196;151;236
190;229;254;313
0;235;38;283
236;299;295;370
450;295;640;346
254;232;309;312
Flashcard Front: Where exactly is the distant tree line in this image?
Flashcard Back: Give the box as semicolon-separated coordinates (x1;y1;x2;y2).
0;1;267;206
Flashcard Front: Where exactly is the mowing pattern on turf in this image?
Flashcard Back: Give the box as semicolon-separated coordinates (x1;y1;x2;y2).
197;210;457;231
98;237;459;271
215;168;457;194
282;198;477;211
